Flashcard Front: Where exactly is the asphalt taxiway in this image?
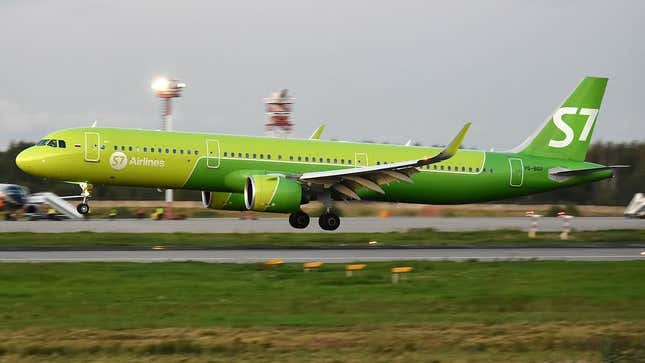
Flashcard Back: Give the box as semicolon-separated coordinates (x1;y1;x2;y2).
0;217;643;233
0;247;642;262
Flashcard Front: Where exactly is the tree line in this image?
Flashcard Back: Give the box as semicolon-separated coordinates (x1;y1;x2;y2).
1;141;642;205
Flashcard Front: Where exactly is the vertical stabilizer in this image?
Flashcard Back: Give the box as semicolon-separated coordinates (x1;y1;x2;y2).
513;77;608;161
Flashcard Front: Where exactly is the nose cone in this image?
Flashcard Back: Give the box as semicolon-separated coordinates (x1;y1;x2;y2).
15;148;39;175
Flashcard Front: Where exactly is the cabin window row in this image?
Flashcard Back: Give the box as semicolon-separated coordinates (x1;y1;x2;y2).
222;152;355;165
112;145;199;155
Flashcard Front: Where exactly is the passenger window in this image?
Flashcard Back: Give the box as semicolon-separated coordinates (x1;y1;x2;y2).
341;159;345;164
469;167;472;172
129;146;133;151
260;154;264;159
187;150;190;155
290;156;294;161
298;156;302;161
158;148;162;153
490;168;494;173
245;153;249;158
223;152;228;157
376;161;380;165
475;168;479;172
151;148;155;153
238;153;242;158
267;154;271;160
101;145;106;150
326;158;330;163
180;149;184;155
136;147;140;152
143;147;147;152
195;150;199;155
59;140;67;148
319;157;323;163
447;166;451;171
278;155;282;160
482;168;486;172
348;160;352;165
253;153;257;159
305;157;309;162
114;146;118;151
334;159;338;164
165;148;170;154
173;149;177;154
433;165;437;170
440;165;444;170
122;146;126;151
47;140;58;147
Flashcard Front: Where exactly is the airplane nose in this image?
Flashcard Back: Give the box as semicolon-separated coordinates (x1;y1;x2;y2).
15;149;37;173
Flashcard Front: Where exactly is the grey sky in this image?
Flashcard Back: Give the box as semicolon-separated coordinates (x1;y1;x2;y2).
0;0;642;150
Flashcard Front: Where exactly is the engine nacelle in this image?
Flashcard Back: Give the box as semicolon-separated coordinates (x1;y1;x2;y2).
201;191;246;211
244;175;303;213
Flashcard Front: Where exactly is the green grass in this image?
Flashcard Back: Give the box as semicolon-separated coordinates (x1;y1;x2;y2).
1;261;645;329
1;229;644;248
1;261;644;362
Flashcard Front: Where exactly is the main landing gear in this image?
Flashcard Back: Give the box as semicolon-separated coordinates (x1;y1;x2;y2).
289;211;310;229
288;211;341;231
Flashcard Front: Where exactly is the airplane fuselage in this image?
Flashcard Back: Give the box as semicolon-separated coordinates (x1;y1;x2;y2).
15;127;610;205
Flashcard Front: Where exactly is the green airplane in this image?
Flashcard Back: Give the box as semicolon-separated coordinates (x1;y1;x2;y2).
15;77;624;230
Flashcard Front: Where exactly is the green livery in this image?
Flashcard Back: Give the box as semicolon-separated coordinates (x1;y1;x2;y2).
15;77;620;230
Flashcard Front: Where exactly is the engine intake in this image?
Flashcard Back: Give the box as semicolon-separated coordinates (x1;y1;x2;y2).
244;175;302;213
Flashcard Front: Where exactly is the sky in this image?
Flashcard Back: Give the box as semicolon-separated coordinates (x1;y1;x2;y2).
0;0;642;150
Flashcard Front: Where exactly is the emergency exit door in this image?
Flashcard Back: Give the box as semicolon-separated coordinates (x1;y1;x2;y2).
509;158;524;187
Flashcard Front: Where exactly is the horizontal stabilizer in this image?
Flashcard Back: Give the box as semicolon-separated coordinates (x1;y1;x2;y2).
549;165;629;177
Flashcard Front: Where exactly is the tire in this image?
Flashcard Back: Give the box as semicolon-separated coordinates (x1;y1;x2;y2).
289;211;310;229
318;213;340;231
77;203;90;215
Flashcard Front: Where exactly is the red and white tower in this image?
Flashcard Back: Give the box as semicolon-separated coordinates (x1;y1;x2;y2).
264;89;294;137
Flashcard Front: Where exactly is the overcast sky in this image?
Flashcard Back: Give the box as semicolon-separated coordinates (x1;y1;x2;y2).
0;0;642;150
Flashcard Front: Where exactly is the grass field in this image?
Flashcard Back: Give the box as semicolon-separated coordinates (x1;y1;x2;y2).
0;261;644;362
1;229;645;249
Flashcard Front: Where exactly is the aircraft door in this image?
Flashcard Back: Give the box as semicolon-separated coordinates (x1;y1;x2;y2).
84;132;100;162
508;158;524;187
206;139;220;168
355;152;368;168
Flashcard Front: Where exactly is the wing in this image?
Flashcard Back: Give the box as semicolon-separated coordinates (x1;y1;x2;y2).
298;123;471;200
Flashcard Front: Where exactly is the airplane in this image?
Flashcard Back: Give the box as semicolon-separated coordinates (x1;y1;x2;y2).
15;77;625;230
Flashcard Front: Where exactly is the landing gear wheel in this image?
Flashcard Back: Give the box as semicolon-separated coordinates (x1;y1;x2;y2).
318;213;340;231
289;211;310;229
77;203;90;215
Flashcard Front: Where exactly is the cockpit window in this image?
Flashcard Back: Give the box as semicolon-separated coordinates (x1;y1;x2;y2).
37;139;49;146
58;140;66;148
47;140;58;147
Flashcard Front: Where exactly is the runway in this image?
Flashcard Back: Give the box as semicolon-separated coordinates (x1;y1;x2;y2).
0;217;643;233
0;248;642;262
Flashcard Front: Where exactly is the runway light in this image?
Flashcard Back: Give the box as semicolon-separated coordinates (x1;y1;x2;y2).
368;240;378;245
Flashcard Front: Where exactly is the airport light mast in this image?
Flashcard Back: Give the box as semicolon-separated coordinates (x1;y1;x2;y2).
264;89;294;137
151;77;186;219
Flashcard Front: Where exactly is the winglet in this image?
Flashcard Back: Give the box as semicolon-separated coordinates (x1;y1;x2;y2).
309;124;325;140
420;122;471;165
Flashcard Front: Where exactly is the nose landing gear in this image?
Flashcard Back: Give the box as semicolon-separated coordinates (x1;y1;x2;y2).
76;182;93;215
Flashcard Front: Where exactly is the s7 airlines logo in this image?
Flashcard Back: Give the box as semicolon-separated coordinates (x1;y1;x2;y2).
109;152;128;170
548;107;599;148
109;152;166;170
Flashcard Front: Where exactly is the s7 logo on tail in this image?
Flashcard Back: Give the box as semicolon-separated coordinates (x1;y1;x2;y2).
548;108;599;148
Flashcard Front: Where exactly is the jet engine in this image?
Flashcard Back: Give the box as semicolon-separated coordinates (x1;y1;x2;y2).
201;191;246;211
244;175;303;213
